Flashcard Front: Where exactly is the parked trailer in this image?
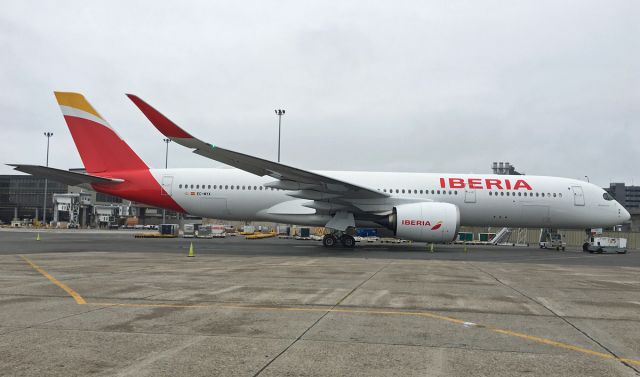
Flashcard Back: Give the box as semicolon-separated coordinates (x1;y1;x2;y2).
182;223;196;238
584;237;628;254
160;224;179;237
196;225;212;239
211;225;226;238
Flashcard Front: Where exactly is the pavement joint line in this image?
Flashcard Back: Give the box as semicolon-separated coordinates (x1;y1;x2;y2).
470;262;640;373
251;260;393;377
19;255;86;305
17;256;640;368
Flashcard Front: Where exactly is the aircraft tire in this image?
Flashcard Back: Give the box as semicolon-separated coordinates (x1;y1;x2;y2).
340;235;356;248
323;235;338;247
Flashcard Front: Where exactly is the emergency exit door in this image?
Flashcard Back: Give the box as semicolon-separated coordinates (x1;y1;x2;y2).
464;189;476;203
571;186;584;206
161;176;173;196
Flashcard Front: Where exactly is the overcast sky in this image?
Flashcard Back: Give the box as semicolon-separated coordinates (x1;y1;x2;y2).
1;1;638;186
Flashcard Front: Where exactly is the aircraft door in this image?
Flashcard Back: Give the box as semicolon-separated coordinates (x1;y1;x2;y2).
464;189;476;203
571;186;585;206
161;176;173;196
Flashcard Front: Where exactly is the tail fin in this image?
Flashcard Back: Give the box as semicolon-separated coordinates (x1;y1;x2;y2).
54;92;148;174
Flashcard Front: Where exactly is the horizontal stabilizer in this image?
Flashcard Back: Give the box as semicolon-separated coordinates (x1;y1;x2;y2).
8;165;124;186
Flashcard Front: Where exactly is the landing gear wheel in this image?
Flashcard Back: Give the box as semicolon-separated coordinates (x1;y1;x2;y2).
340;235;356;248
322;235;338;247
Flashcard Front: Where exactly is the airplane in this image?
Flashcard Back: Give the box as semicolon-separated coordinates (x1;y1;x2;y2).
10;92;631;248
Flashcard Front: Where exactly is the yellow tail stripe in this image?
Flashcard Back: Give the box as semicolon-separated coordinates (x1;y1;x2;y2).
54;92;103;120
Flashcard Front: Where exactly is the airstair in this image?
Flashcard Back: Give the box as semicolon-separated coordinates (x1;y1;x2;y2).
490;227;512;245
491;227;529;247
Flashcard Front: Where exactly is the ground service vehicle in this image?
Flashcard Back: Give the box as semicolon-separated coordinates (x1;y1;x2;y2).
584;237;628;254
539;229;566;251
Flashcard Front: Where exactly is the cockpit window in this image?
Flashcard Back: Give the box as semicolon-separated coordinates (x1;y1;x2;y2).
603;193;614;201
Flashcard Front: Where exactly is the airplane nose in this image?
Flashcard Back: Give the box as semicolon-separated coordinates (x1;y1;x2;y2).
622;206;631;222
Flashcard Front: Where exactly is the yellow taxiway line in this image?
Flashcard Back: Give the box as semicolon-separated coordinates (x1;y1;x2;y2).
20;255;640;367
20;255;86;305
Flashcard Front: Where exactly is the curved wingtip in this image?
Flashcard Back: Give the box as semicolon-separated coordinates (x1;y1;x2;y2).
126;94;193;139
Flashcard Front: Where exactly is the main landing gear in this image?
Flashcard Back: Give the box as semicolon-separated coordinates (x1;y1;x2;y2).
322;233;356;248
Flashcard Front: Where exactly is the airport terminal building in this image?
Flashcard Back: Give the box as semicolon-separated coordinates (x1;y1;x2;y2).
0;175;67;224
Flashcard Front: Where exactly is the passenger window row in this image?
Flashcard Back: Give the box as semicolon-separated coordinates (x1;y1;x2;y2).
489;191;563;198
178;184;281;191
379;189;458;195
176;184;561;199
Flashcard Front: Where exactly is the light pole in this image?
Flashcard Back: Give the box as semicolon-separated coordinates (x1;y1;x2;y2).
162;138;171;223
274;109;285;162
42;132;53;225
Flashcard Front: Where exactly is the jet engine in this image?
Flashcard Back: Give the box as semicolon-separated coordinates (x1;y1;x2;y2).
384;202;460;243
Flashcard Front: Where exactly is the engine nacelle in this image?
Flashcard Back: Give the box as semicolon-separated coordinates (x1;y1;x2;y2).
389;202;460;243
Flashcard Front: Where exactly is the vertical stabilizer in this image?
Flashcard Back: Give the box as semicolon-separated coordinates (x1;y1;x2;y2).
54;92;148;173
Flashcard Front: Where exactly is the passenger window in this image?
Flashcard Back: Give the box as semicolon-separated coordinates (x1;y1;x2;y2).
208;185;211;189
225;185;228;189
401;189;405;193
448;190;452;195
437;190;441;194
500;192;504;196
420;190;423;194
242;186;245;190
259;186;263;190
559;193;562;198
489;192;492;196
553;193;556;197
506;192;510;196
431;190;435;194
454;191;458;195
178;184;182;189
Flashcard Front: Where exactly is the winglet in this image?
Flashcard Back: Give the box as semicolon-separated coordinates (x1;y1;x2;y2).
126;94;193;139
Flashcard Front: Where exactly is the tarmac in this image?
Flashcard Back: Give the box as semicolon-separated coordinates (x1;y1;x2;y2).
1;229;639;376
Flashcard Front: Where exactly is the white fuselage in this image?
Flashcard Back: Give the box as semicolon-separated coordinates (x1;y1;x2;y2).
151;168;629;229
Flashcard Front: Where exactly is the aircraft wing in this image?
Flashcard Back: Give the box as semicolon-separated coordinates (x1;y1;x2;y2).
127;95;388;200
8;165;123;186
